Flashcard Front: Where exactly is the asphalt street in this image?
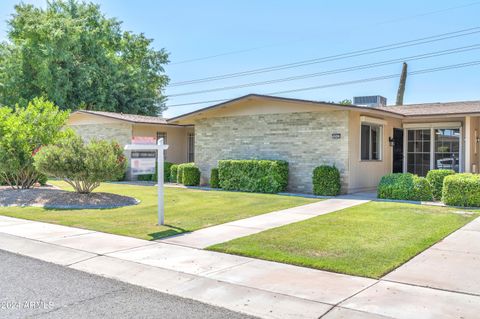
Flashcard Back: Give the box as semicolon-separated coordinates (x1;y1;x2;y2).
0;249;255;319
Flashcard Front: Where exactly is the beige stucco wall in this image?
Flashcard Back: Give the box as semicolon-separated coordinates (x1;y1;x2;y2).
347;111;402;192
194;110;350;193
68;112;193;180
132;124;193;164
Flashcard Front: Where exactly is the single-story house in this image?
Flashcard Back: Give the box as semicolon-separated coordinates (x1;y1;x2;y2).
68;94;480;194
67;110;194;179
169;94;480;194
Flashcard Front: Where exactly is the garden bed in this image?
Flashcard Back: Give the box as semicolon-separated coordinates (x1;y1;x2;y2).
0;186;139;209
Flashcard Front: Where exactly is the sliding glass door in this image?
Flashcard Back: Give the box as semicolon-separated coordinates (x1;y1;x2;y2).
407;129;431;176
434;129;460;172
406;126;461;176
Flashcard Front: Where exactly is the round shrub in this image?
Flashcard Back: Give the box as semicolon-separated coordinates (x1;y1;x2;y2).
177;163;195;184
442;173;480;207
37;173;48;186
413;176;433;201
426;169;455;200
210;168;220;188
312;165;341;196
170;164;178;183
182;166;200;186
34;134;127;194
163;162;173;182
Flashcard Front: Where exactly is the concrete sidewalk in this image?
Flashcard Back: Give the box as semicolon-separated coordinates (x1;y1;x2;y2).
1;215;480;318
160;198;369;248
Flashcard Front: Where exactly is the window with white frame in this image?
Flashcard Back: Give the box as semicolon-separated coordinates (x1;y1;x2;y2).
361;123;382;160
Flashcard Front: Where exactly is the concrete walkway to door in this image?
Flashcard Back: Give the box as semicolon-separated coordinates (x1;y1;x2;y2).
159;198;369;248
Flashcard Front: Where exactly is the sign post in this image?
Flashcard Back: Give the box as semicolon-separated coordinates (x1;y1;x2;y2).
125;138;169;225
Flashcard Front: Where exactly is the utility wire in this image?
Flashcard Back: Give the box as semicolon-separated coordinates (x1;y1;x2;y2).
169;27;480;86
169;1;480;65
165;60;480;108
167;44;480;97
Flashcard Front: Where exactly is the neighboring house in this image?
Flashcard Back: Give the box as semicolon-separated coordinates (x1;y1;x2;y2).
67;110;194;179
170;94;480;194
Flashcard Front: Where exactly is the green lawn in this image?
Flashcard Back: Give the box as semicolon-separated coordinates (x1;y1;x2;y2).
208;202;477;278
0;181;318;240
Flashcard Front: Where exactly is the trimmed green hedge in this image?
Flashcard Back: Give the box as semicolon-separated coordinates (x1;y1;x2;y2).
137;162;173;183
162;162;173;182
177;163;195;184
210;168;220;188
426;169;455;200
312;165;341;196
218;159;288;193
183;166;201;186
378;173;433;201
170;164;178;183
442;173;480;207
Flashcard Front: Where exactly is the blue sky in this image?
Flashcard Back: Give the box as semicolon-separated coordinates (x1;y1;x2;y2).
1;0;479;117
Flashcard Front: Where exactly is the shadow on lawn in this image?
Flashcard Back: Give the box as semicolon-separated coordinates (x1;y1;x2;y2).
148;224;188;240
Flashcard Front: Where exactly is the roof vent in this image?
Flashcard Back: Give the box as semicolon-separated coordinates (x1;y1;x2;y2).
353;95;387;107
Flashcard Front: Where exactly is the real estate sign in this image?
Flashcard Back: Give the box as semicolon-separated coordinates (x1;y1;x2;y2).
130;136;157;175
131;158;156;175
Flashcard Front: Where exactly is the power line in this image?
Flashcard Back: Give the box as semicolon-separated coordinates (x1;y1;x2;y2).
168;1;480;66
169;27;480;86
165;59;480;108
270;60;480;95
167;44;480;97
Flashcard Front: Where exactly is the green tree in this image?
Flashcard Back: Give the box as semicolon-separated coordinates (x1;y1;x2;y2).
0;97;69;189
35;134;127;193
0;0;169;115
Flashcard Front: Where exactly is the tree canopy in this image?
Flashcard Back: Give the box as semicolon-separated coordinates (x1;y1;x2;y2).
0;0;169;115
0;97;70;189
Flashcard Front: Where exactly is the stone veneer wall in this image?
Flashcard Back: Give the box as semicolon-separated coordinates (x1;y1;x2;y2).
69;123;133;178
195;111;350;193
69;123;132;146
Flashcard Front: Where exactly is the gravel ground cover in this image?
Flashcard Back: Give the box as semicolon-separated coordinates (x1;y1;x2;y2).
0;186;139;209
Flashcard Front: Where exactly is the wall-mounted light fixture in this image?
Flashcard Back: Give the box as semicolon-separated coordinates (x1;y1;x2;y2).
388;137;395;147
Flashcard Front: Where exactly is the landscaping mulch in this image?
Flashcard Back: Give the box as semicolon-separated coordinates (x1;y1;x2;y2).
0;186;139;209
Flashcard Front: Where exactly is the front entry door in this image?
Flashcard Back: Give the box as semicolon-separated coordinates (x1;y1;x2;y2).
392;128;404;173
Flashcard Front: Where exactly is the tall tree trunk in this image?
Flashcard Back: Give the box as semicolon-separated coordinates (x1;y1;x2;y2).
396;62;408;106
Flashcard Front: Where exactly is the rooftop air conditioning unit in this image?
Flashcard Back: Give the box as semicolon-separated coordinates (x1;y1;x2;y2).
353;95;387;107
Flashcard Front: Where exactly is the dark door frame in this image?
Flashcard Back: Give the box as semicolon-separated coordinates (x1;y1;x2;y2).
392;128;404;173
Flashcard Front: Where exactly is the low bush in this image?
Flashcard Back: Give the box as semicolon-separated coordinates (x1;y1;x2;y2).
426;169;456;200
210;168;220;188
413;176;434;201
442;173;480;207
34;134;127;194
150;161;173;183
312;165;341;196
182;166;201;186
163;162;173;182
0;97;69;189
378;173;433;201
218;159;288;193
137;174;153;181
170;164;178;183
177;163;195;184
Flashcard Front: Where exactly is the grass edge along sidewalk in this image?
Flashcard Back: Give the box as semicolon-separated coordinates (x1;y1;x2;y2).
209;201;477;278
0;181;319;240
